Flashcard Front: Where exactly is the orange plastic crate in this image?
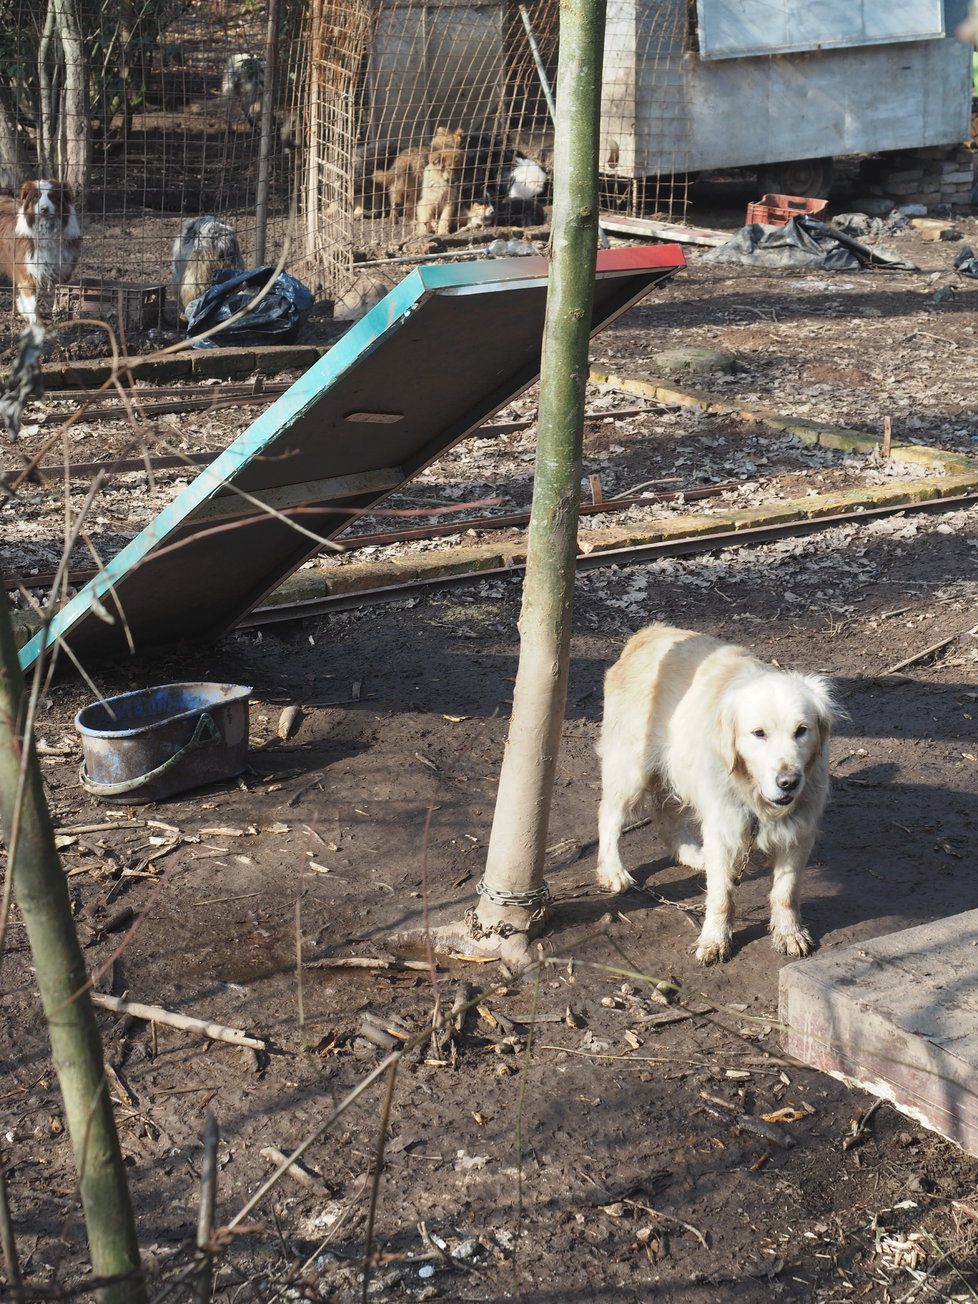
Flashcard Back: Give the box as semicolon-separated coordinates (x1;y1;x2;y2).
746;193;828;226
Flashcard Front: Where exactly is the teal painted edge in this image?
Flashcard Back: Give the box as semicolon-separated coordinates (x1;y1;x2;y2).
18;258;555;671
18;252;663;671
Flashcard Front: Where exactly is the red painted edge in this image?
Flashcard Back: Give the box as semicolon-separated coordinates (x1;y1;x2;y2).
596;244;686;272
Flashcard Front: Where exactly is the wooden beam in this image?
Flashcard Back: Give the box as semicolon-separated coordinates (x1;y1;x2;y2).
780;910;978;1156
598;214;729;247
194;467;406;523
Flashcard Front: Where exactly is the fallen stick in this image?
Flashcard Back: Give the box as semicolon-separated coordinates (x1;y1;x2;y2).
622;1198;709;1252
259;1146;324;1190
90;993;266;1050
882;624;977;677
55;821;146;836
842;1097;882;1151
308;956;435;972
698;1092;795;1149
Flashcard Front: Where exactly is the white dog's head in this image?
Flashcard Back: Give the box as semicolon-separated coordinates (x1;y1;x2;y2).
719;668;837;817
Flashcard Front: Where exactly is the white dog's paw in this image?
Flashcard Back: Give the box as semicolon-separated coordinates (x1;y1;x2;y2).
595;862;636;894
674;842;705;871
694;929;732;965
771;925;814;958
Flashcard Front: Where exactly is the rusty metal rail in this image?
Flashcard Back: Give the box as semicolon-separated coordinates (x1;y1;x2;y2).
2;480;734;592
238;490;978;627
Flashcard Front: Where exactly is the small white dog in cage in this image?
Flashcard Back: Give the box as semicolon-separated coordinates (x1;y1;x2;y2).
508;156;549;202
223;53;265;127
171;215;243;316
0;179;81;326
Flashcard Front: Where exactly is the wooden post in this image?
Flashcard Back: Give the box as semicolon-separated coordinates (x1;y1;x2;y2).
254;0;280;268
305;0;324;269
473;0;607;951
882;415;892;459
0;599;145;1304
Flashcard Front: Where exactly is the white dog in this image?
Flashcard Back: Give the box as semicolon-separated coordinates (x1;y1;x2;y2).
596;624;837;965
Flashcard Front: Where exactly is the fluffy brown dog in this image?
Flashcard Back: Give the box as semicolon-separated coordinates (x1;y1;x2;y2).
416;139;466;235
374;128;464;223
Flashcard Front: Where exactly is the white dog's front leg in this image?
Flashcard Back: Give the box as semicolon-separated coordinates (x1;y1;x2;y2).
16;289;38;326
769;834;816;957
596;785;637;893
694;822;750;965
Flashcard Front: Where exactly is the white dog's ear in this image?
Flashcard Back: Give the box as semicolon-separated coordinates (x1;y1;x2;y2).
804;673;840;751
717;690;740;773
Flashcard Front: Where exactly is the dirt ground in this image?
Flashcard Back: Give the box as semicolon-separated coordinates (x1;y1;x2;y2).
2;196;978;1302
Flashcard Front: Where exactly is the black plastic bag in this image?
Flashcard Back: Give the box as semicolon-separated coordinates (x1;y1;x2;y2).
704;215;915;272
184;266;314;347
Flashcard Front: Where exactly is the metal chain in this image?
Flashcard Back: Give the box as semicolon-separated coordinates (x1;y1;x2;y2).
476;877;553;911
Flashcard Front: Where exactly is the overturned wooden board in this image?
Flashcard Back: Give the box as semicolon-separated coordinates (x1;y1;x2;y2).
780;910;978;1155
19;246;685;671
598;214;729;247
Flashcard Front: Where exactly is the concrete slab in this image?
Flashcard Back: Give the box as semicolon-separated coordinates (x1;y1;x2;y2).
779;909;978;1155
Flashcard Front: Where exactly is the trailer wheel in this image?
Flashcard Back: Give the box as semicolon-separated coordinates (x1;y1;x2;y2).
756;157;834;200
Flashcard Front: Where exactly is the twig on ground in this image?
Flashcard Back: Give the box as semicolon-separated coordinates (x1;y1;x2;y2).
308;956;435;972
842;1098;882;1151
90;993;266;1050
622;1198;709;1252
698;1092;795;1149
258;1147;324;1191
882;624;978;676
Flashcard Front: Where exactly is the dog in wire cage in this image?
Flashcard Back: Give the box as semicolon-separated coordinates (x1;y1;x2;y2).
222;52;265;127
171;215;243;318
0;179;81;326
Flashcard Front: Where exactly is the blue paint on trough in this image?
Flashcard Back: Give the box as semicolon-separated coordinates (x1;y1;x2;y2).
20;247;685;672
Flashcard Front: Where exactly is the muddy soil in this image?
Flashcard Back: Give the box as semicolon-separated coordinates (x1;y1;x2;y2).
2;203;978;1303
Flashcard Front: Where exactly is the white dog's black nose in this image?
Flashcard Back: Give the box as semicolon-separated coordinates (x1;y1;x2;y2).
777;771;801;793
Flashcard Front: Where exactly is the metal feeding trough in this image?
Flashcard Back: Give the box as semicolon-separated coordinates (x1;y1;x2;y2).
75;682;252;803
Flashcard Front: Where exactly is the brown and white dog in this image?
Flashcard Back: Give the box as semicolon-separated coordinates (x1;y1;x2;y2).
0;180;81;325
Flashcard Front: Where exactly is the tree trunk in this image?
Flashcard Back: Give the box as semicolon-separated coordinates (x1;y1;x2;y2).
0;601;145;1304
51;0;89;200
474;0;606;946
304;0;324;269
255;0;281;267
0;89;28;192
36;0;56;174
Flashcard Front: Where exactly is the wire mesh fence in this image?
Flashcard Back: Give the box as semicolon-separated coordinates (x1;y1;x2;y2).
0;0;695;348
297;0;693;313
0;0;300;341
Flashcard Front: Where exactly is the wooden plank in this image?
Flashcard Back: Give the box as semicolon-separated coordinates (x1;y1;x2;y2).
598;214;729;248
193;468;405;522
779;910;978;1155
